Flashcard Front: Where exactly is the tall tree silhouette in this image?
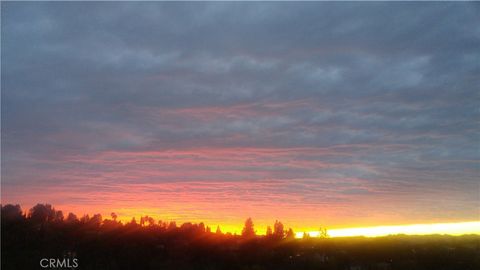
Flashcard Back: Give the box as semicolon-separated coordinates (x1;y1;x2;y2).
216;225;222;235
241;217;255;238
286;228;295;240
273;220;285;239
54;210;64;222
266;226;273;236
129;217;138;226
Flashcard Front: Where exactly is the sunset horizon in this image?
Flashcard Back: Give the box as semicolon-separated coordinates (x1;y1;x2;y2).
3;202;479;238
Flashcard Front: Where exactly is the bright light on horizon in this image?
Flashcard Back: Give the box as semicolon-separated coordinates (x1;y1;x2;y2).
295;221;480;238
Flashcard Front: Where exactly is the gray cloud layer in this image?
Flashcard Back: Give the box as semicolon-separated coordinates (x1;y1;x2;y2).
2;2;479;224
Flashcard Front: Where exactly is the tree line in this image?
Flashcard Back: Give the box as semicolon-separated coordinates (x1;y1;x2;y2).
2;203;478;270
1;203;298;239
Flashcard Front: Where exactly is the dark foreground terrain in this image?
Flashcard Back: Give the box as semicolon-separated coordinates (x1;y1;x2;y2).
2;204;479;270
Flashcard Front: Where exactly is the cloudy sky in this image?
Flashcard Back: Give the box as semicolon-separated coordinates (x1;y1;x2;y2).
2;2;479;231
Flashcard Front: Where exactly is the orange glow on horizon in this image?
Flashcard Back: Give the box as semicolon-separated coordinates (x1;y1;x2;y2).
13;202;479;238
11;201;479;238
54;206;480;238
296;221;480;238
108;216;480;238
111;215;478;237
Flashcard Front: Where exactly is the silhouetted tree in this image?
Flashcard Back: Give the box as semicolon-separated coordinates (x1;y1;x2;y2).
241;217;255;238
88;214;103;228
66;212;78;223
273;220;285;239
4;203;473;270
102;218;121;229
93;213;102;221
158;220;166;229
1;204;23;222
55;210;64;222
29;203;55;224
80;214;90;223
216;226;222;235
138;215;155;226
129;217;138;226
266;226;273;236
318;227;328;238
198;222;206;233
168;221;177;230
111;212;118;222
147;216;155;226
286;228;295;240
180;222;194;232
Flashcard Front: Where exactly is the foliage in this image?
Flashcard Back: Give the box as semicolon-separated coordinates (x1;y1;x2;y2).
2;204;479;270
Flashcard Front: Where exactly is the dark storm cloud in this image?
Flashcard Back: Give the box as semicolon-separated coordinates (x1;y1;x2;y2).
2;2;479;223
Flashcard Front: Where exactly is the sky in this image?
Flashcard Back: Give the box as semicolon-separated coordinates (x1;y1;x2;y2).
2;2;479;234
